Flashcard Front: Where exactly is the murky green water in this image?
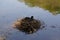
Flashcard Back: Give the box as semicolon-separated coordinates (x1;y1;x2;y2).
0;0;60;40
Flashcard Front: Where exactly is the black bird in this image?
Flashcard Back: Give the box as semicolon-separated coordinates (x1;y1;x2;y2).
24;16;34;21
24;17;30;20
31;16;34;19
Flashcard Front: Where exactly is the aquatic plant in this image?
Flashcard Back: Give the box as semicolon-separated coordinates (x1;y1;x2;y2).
13;16;42;34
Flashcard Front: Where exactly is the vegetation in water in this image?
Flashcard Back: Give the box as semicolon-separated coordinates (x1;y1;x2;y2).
13;16;43;34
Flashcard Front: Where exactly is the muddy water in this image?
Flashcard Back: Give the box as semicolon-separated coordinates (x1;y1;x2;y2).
0;0;60;40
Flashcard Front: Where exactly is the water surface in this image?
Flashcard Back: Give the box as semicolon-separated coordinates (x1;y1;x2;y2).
0;0;60;40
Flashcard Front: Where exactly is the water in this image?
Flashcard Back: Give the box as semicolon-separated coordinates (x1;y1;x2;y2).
0;0;60;40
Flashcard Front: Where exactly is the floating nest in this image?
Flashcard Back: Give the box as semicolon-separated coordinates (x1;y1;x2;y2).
13;16;42;34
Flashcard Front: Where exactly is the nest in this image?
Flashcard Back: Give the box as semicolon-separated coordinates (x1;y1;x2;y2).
13;16;41;34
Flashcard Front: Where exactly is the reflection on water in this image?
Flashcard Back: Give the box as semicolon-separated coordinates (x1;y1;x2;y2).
0;0;60;40
18;0;60;15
